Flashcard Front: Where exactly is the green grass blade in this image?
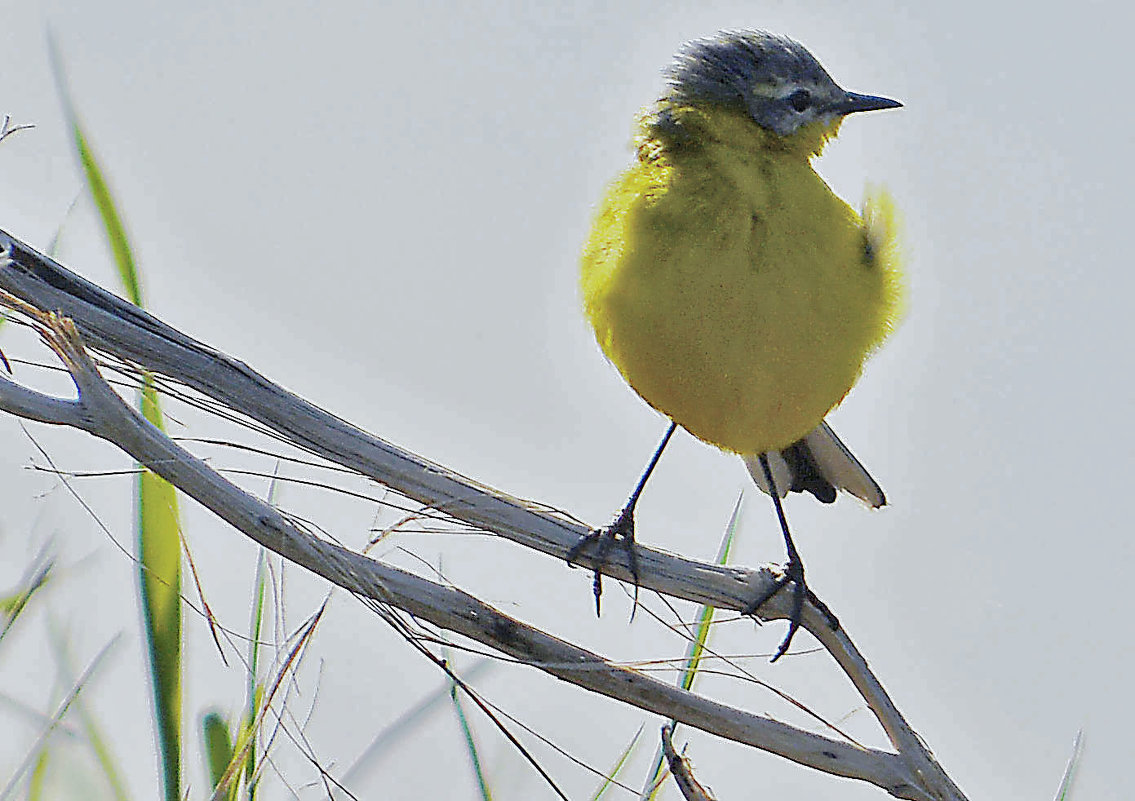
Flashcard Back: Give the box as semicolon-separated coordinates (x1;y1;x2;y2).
641;494;742;800
210;607;325;801
0;634;120;799
342;659;494;785
243;547;270;800
448;662;493;801
1053;730;1084;801
135;425;183;801
26;749;48;801
0;548;53;645
678;495;740;693
48;624;132;801
75;699;132;801
201;712;236;797
588;727;643;801
49;69;141;305
49;35;183;801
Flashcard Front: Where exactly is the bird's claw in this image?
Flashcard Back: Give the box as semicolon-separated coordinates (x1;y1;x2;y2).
567;506;640;617
743;557;836;661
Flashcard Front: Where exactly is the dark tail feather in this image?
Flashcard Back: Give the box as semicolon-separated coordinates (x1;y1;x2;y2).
742;421;886;508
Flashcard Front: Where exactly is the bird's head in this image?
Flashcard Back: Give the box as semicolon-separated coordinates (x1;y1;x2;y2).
663;30;901;140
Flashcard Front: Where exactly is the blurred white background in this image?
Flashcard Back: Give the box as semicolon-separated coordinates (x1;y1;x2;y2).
0;1;1130;799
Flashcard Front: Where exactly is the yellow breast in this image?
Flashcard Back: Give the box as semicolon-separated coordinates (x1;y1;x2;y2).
581;108;902;454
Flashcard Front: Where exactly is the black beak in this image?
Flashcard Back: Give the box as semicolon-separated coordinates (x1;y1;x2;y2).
832;91;903;115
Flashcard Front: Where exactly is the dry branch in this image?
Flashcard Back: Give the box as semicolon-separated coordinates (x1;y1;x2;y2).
0;231;967;800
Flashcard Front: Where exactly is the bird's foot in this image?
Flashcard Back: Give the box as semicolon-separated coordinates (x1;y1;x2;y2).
743;557;839;661
566;505;640;617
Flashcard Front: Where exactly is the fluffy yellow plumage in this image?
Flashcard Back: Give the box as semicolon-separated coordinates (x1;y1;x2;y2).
582;31;902;478
573;30;903;655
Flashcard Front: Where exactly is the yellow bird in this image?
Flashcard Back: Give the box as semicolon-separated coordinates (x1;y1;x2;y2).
572;29;904;658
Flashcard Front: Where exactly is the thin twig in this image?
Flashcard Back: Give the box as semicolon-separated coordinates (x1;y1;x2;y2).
661;725;716;801
0;115;35;144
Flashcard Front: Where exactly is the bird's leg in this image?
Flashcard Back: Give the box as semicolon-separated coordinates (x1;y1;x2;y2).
567;421;677;616
744;452;838;661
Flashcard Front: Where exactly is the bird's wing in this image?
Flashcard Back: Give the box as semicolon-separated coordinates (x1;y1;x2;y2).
741;421;886;508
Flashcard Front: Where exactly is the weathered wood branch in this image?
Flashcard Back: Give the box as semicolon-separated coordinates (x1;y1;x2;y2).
0;231;967;800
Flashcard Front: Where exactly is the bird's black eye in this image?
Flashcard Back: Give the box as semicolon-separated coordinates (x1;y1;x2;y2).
787;89;811;112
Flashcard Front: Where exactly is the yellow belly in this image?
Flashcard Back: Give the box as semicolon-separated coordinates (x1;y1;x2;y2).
581;145;901;455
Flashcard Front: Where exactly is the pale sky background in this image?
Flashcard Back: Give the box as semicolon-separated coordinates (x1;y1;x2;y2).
0;1;1130;799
